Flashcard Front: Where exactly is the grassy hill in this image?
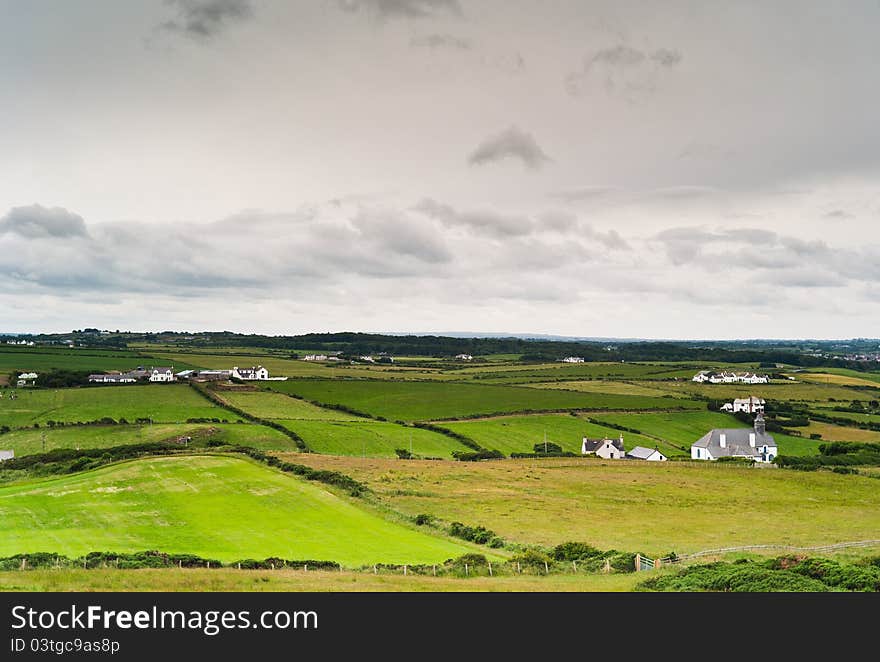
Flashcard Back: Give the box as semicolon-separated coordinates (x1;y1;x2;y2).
0;455;473;565
286;455;880;556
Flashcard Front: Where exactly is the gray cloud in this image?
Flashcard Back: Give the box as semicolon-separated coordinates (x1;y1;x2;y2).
414;198;533;237
160;0;254;38
410;34;472;50
0;205;89;239
467;126;552;170
338;0;461;20
824;209;853;219
566;43;683;100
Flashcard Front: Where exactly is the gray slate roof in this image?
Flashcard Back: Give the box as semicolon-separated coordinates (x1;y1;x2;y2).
582;437;625;453
691;428;776;457
626;446;663;460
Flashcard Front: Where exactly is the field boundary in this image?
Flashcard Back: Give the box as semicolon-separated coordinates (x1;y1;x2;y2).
679;539;880;560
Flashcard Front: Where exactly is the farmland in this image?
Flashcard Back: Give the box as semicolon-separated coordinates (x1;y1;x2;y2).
439;414;683;457
0;455;473;565
264;379;702;422
0;384;224;428
277;420;471;458
286;455;880;555
215;389;366;421
0;347;180;374
0;422;297;457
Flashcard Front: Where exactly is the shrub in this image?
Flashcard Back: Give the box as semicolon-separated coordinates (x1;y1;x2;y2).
551;542;603;562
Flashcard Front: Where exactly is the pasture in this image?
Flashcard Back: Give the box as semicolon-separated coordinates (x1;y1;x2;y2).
0;422;297;457
277;420;471;458
286;455;880;555
587;410;822;456
0;455;473;565
439;414;684;458
0;384;224;428
215;389;365;421
0;348;176;374
265;379;702;422
632;379;879;403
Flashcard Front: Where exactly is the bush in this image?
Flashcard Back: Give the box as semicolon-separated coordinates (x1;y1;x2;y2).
551;542;603;562
448;521;499;545
413;514;433;526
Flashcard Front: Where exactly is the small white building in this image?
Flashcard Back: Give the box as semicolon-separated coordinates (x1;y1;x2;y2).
302;355;328;361
149;367;176;382
359;356;376;363
626;446;667;461
0;450;14;462
692;371;711;383
455;354;473;361
232;366;270;380
563;356;585;363
16;372;38;387
582;435;625;459
88;373;137;384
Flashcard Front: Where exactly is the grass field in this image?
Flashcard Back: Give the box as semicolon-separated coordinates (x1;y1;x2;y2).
0;384;224;428
525;380;680;397
284;455;880;555
0;422;298;457
801;368;880;385
0;455;474;565
797;372;880;388
215;390;365;421
264;380;701;422
0;568;646;592
587;410;822;457
796;421;880;443
277;420;470;458
0;348;196;373
439;414;684;457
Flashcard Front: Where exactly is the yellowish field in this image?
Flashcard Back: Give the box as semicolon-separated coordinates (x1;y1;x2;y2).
796;372;880;388
279;455;880;556
0;568;646;592
631;379;876;402
799;421;880;443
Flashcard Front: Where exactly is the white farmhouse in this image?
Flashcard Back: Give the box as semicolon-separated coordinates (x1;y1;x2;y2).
149;367;176;383
232;365;270;380
0;450;14;462
455;354;473;361
732;396;765;414
692;371;711;383
563;356;585;363
16;372;38;387
302;355;328;361
582;435;625;459
690;413;777;463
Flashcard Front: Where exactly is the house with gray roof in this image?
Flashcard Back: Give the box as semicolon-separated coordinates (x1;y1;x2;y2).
582;435;625;459
690;412;777;463
626;446;667;461
0;450;14;462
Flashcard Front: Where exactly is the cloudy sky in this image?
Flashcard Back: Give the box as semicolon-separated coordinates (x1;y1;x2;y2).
2;1;879;338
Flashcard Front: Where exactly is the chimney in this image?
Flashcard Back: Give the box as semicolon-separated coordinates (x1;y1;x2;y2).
755;412;766;436
719;433;727;448
749;432;756;447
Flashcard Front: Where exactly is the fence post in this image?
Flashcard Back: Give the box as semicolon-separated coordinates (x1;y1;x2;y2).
465;563;469;576
304;564;308;572
373;564;377;575
572;560;577;573
603;558;611;574
635;553;641;572
488;562;493;577
20;558;26;571
432;564;436;576
404;565;407;576
544;561;549;575
237;563;241;570
654;558;661;570
517;561;521;574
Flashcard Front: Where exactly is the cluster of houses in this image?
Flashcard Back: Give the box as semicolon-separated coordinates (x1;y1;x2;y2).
87;365;286;384
6;339;35;346
562;356;585;363
580;411;777;464
692;371;769;384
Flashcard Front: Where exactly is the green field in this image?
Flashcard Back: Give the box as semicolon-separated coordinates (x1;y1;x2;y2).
265;380;701;422
216;389;365;421
0;455;474;565
633;379;878;403
277;420;471;458
0;422;298;457
0;348;194;374
289;455;880;555
588;410;822;457
526;380;679;397
0;384;224;428
440;414;684;457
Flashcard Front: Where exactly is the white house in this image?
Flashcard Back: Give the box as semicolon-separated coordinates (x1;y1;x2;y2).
582;435;625;459
302;355;328;361
16;372;38;387
455;354;473;361
626;446;667;461
690;413;777;463
719;402;735;412
232;366;270;380
732;396;765;414
0;450;14;462
359;356;376;363
739;373;770;384
692;371;711;383
563;356;585;363
149;367;176;382
88;373;137;384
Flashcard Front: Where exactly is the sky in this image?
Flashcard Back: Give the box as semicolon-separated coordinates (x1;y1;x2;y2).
1;0;879;339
